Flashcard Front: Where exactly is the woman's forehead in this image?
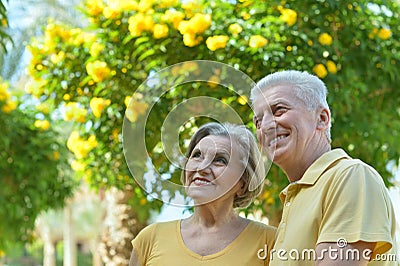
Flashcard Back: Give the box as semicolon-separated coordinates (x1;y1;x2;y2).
196;135;231;148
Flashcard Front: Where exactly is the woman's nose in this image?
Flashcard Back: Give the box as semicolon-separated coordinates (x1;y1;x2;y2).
196;159;212;174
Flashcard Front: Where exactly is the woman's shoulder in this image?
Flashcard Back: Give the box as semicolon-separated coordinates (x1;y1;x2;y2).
136;219;179;238
144;219;179;231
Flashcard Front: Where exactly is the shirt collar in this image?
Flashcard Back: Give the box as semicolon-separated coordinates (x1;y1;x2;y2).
279;148;350;202
297;148;350;185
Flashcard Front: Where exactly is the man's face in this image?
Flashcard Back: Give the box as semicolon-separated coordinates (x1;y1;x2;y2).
253;85;319;166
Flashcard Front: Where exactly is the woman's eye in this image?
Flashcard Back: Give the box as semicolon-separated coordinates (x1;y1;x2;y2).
191;151;201;158
214;156;228;165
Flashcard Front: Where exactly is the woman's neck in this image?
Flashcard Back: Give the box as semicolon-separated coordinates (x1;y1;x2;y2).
188;202;240;228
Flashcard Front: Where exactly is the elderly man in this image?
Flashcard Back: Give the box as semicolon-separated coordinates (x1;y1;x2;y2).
251;70;398;265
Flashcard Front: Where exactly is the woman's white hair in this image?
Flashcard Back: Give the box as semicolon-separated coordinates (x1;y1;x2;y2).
250;70;332;143
181;122;266;208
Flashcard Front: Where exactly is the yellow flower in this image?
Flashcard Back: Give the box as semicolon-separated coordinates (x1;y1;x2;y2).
318;33;333;46
206;35;229;51
162;10;185;29
63;102;87;123
377;28;391;40
278;6;297;26
124;95;132;107
313;64;328;79
63;94;71;101
71;160;86;172
183;33;203;47
103;0;139;18
86;0;105;16
90;42;105;57
368;28;378;39
237;95;248;105
34;120;50;131
86;60;111;82
112;129;120;141
24;79;47;97
178;14;211;35
138;0;155;13
249;35;268;48
1;100;17;113
50;51;65;64
52;151;60;161
228;23;243;36
125;98;149;123
207;75;220;88
0;80;10;101
67;131;98;159
140;198;147;205
153;24;169;39
90;97;111;118
240;11;250;20
35;102;50;114
157;0;178;8
326;60;337;74
128;13;154;36
68;28;86;46
181;1;202;18
103;7;120;19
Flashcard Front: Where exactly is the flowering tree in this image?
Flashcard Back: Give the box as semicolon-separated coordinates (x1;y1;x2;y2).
25;0;400;258
0;0;11;52
0;79;75;253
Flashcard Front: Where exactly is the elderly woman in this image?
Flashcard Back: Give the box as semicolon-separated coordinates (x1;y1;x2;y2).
129;122;276;266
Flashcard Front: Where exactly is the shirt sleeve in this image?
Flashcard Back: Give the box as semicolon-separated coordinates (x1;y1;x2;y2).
131;223;158;265
317;161;394;257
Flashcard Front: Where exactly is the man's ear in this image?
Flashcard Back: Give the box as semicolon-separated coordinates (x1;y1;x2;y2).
317;108;330;130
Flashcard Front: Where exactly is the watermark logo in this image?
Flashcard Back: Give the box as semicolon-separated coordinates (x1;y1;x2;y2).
122;60;274;207
258;238;398;262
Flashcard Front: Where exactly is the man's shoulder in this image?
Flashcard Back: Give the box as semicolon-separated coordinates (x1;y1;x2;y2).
248;219;277;233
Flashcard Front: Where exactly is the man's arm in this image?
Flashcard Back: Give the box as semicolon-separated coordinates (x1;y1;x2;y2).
129;248;140;266
316;241;376;266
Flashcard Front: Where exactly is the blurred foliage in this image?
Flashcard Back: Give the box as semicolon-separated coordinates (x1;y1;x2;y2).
0;80;75;252
23;0;400;230
0;0;12;53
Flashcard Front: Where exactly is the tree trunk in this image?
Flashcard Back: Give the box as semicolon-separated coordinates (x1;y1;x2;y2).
43;240;56;266
64;203;77;266
98;186;147;266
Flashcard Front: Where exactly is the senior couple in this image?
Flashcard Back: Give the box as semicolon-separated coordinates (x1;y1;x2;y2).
129;70;398;265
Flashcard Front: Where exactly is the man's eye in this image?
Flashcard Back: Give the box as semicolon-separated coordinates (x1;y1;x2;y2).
274;106;287;116
254;116;261;129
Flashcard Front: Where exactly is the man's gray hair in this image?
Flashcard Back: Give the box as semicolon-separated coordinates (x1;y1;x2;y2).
250;70;332;143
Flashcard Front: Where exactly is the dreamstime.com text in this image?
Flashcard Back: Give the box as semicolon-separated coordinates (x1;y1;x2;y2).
257;238;398;262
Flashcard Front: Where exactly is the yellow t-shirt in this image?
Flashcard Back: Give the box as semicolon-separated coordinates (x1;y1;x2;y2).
270;149;398;266
132;219;276;266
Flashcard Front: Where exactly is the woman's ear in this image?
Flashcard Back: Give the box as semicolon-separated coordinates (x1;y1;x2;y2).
236;179;246;196
317;108;330;130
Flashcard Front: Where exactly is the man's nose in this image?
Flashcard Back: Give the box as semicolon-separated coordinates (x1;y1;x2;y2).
260;115;276;133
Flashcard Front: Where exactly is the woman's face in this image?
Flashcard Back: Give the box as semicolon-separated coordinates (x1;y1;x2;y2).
184;135;245;206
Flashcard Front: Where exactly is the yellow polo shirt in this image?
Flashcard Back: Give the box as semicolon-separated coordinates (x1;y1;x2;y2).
132;219;276;266
270;149;398;265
